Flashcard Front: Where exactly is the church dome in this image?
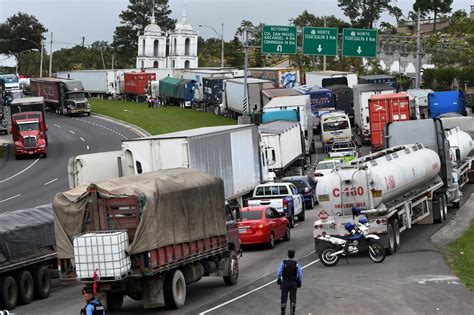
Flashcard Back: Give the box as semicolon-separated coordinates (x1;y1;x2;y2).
175;21;193;33
144;23;162;35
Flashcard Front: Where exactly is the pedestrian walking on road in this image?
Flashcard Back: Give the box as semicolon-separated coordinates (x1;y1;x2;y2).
81;286;105;315
276;249;302;315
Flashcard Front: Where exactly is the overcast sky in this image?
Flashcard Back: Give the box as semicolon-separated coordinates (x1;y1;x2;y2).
0;0;472;51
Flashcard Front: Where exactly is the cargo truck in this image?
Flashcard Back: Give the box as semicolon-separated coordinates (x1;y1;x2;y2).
358;75;396;89
293;85;335;131
369;92;410;151
249;67;299;88
0;74;20;90
305;71;358;88
10;97;48;159
0;205;57;311
54;168;241;311
158;77;195;107
428;90;466;118
123;72;156;101
262;88;300;106
320;111;352;153
67;125;269;207
56;70;116;96
407;88;433;119
353;84;396;144
224;78;274;117
259;120;304;176
30;78;91;116
326;84;354;125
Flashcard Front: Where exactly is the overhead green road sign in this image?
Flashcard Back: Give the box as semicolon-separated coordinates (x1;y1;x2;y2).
261;25;297;54
302;27;338;56
342;28;378;58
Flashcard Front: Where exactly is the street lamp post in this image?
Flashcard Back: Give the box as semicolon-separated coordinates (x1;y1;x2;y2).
21;37;44;77
198;24;224;68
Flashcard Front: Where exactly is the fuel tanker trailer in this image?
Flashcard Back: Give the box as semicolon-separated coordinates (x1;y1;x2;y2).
314;144;446;255
445;127;474;190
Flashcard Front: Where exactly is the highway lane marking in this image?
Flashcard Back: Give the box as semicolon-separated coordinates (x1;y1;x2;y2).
44;178;58;186
0;194;21;203
199;258;320;314
80;137;86;142
86;145;90;150
69;130;76;134
54;124;61;128
0;158;40;184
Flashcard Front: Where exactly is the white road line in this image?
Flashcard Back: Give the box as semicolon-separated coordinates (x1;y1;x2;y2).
44;178;58;186
53;124;61;128
0;194;21;203
80;137;85;142
199;258;320;314
86;145;89;150
0;158;40;183
69;130;76;134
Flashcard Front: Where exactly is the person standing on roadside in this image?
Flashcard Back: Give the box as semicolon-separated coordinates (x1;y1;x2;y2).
81;286;105;315
276;249;302;315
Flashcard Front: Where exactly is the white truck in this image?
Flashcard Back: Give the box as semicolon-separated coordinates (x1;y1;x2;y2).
407;88;433;119
353;84;396;144
259;120;303;176
68;125;269;207
263;95;314;156
224;78;274;117
56;70;116;96
320;111;352;153
305;71;358;88
314;118;473;255
248;182;305;228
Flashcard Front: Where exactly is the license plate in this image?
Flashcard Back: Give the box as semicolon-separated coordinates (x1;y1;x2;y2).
28;151;34;154
239;228;246;234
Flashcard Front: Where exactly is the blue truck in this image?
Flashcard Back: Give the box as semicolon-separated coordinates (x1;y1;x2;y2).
428;90;466;118
293;85;335;132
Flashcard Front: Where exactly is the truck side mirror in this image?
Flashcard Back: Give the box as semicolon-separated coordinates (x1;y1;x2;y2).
45;124;48;131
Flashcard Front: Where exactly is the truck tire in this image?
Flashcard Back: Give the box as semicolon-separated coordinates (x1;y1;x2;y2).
15;270;34;305
442;194;448;220
106;292;124;311
393;219;400;251
164;269;186;309
434;195;445;223
0;276;18;310
386;222;396;255
33;265;51;299
288;211;295;229
223;251;239;286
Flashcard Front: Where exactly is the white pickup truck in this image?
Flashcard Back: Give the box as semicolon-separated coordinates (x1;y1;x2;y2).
248;183;304;228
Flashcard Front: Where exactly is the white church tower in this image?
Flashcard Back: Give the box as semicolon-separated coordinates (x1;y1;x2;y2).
168;5;198;69
136;3;167;69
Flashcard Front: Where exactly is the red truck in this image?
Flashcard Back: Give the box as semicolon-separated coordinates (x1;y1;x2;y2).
10;97;48;159
124;72;156;97
54;168;240;311
30;78;91;116
369;92;410;150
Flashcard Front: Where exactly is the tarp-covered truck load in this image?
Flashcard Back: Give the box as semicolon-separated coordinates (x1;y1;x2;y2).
54;168;240;310
0;204;57;310
158;76;181;98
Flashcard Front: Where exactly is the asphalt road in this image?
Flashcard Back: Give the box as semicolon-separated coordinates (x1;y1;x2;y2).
0;112;141;212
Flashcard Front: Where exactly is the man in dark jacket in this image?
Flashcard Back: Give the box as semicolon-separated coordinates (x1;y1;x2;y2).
81;286;105;315
276;249;303;315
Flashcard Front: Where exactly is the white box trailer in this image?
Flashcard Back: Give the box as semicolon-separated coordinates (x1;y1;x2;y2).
263;95;314;155
224;78;274;116
259;120;303;175
353;84;396;144
56;70;115;95
68;125;268;204
305;71;358;88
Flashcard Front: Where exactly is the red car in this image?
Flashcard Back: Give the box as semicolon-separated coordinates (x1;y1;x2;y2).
238;207;290;248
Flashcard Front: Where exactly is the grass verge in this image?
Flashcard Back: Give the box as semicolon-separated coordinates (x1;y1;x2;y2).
90;99;236;135
446;220;474;291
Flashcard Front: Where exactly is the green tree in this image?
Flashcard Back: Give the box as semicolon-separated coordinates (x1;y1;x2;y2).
112;0;175;68
337;0;396;28
413;0;453;31
0;12;47;55
225;37;244;68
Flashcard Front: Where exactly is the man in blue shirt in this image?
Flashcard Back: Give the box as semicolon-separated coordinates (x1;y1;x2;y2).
276;249;302;315
81;286;105;315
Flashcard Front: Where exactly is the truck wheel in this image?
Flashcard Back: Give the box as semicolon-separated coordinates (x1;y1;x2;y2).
164;269;186;309
386;221;396;255
288;212;295;229
106;292;124;311
33;265;51;299
0;276;18;310
434;195;445;223
393;219;400;251
442;195;448;220
15;270;34;305
298;207;306;222
87;112;91;116
223;251;239;286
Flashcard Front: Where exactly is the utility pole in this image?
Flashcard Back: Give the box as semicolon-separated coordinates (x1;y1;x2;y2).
221;23;224;68
49;32;53;77
415;7;422;89
243;29;249;117
82;36;85;47
39;39;44;78
323;16;327;71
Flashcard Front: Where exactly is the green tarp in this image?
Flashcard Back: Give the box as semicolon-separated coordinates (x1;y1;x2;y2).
159;77;182;98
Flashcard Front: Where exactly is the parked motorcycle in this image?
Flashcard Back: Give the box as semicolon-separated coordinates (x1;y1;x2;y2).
317;216;386;266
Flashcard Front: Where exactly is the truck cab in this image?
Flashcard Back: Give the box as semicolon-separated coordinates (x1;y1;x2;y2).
11;112;48;158
320;111;352;153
